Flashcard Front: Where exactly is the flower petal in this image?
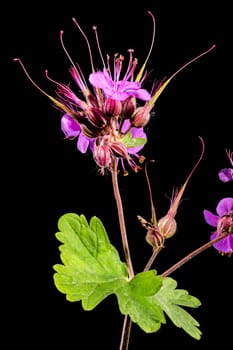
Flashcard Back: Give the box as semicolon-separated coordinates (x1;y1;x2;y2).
203;209;219;227
210;232;233;254
61;114;80;138
216;197;233;217
77;133;91;153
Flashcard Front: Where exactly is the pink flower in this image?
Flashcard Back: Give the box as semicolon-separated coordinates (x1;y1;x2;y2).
203;197;233;255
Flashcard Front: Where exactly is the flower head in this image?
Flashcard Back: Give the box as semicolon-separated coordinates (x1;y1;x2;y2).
14;12;215;175
218;149;233;183
203;197;233;255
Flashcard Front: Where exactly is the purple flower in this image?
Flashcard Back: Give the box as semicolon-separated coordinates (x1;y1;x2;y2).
203;197;233;255
89;68;151;102
218;149;233;183
61;114;95;153
14;12;216;175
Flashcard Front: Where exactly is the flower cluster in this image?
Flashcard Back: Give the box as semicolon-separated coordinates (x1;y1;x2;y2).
14;12;215;176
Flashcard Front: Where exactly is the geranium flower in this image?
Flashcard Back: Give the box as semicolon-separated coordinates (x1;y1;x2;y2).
61;113;95;153
218;149;233;183
203;197;233;255
14;12;215;175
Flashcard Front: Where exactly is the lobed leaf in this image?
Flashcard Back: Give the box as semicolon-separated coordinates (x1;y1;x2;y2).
154;277;202;339
53;213;202;338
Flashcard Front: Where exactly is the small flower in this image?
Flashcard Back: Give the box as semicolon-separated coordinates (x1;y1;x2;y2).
203;197;233;255
218;149;233;183
61;114;95;153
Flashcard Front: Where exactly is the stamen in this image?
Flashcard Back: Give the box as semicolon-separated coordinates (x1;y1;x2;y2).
13;58;50;97
60;30;79;73
92;25;106;69
72;17;95;73
135;11;156;82
13;58;75;115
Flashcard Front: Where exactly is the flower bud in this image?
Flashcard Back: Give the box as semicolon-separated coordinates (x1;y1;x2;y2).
145;227;164;249
81;123;103;138
130;105;151;128
93;143;111;168
104;97;122;117
110;141;129;159
157;214;177;239
86;107;107;128
120;96;136;119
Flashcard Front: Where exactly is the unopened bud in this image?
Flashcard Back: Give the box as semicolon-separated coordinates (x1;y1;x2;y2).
93;143;111;168
81;123;103;138
130;105;151;128
120;96;136;119
110;141;129;159
157;214;177;239
145;228;164;249
86;107;107;128
104;97;122;117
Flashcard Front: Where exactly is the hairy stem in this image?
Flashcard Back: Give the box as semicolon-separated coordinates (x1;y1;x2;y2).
161;231;230;277
143;247;162;271
111;160;134;279
111;160;134;350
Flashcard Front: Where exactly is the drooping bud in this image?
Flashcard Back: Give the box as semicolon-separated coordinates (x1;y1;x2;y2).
145;227;165;249
120;96;136;119
130;104;151;128
110;141;129;159
157;214;177;239
104;97;122;117
93;143;112;168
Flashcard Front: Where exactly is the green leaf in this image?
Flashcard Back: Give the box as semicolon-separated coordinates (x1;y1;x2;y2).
53;213;201;338
116;271;166;333
154;277;202;340
121;132;147;148
53;213;166;333
53;213;128;309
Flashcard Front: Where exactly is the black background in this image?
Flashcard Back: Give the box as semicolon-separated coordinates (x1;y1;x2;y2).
3;0;232;349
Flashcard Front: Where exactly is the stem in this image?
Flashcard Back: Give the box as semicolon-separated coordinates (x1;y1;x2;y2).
143;247;161;271
161;231;230;277
110;160;134;350
119;315;132;350
111;160;134;279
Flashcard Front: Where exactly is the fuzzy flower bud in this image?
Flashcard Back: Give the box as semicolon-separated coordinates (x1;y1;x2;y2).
93;143;111;168
157;214;177;239
104;97;122;117
130;104;151;128
145;227;164;249
110;141;129;159
81;123;103;138
86;107;107;128
120;96;136;119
